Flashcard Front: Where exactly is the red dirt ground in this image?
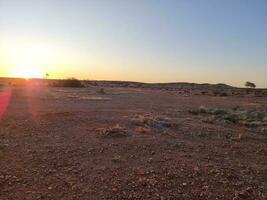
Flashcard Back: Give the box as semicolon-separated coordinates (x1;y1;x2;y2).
0;85;266;200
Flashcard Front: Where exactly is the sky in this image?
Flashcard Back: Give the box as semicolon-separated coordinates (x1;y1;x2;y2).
0;0;266;87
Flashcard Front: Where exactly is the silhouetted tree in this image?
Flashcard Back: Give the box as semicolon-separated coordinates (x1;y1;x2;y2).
43;73;49;79
245;81;256;89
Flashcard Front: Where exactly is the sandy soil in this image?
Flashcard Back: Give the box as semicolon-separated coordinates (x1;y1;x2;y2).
0;86;266;200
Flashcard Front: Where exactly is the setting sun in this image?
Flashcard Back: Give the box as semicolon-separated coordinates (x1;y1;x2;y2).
11;67;43;79
0;37;55;79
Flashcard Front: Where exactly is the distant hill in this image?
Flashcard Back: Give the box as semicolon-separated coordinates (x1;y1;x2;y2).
0;77;234;89
83;80;234;89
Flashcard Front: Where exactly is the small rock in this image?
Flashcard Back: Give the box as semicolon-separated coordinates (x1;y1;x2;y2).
112;155;121;163
182;182;187;186
193;166;200;172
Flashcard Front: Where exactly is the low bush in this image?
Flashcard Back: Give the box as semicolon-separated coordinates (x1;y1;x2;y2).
50;78;84;88
61;78;84;87
99;125;132;138
131;114;173;130
219;92;228;96
97;88;106;94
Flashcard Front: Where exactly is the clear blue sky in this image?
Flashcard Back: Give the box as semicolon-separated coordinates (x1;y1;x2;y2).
0;0;266;87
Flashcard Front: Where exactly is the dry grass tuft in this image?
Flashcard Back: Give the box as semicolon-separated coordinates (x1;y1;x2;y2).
134;126;152;134
131;114;173;130
99;125;132;138
190;106;267;127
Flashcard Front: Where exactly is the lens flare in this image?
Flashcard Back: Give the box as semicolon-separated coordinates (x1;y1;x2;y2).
0;89;12;119
12;67;43;79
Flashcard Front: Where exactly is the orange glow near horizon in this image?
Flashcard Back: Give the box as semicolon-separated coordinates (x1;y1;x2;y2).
0;37;59;79
0;35;266;88
0;36;92;80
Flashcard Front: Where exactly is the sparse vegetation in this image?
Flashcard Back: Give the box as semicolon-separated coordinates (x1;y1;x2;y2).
1;81;266;200
209;89;228;96
62;78;84;87
190;106;267;127
211;89;220;96
219;91;228;96
131;114;173;130
99;125;132;138
50;78;84;88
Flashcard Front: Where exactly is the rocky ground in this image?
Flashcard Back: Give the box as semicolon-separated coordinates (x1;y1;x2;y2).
0;85;266;199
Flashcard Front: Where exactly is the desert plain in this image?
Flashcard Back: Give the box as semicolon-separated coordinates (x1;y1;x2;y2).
0;80;266;200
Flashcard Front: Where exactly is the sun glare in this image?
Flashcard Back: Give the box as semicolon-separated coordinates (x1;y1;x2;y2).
1;38;53;79
12;67;43;79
